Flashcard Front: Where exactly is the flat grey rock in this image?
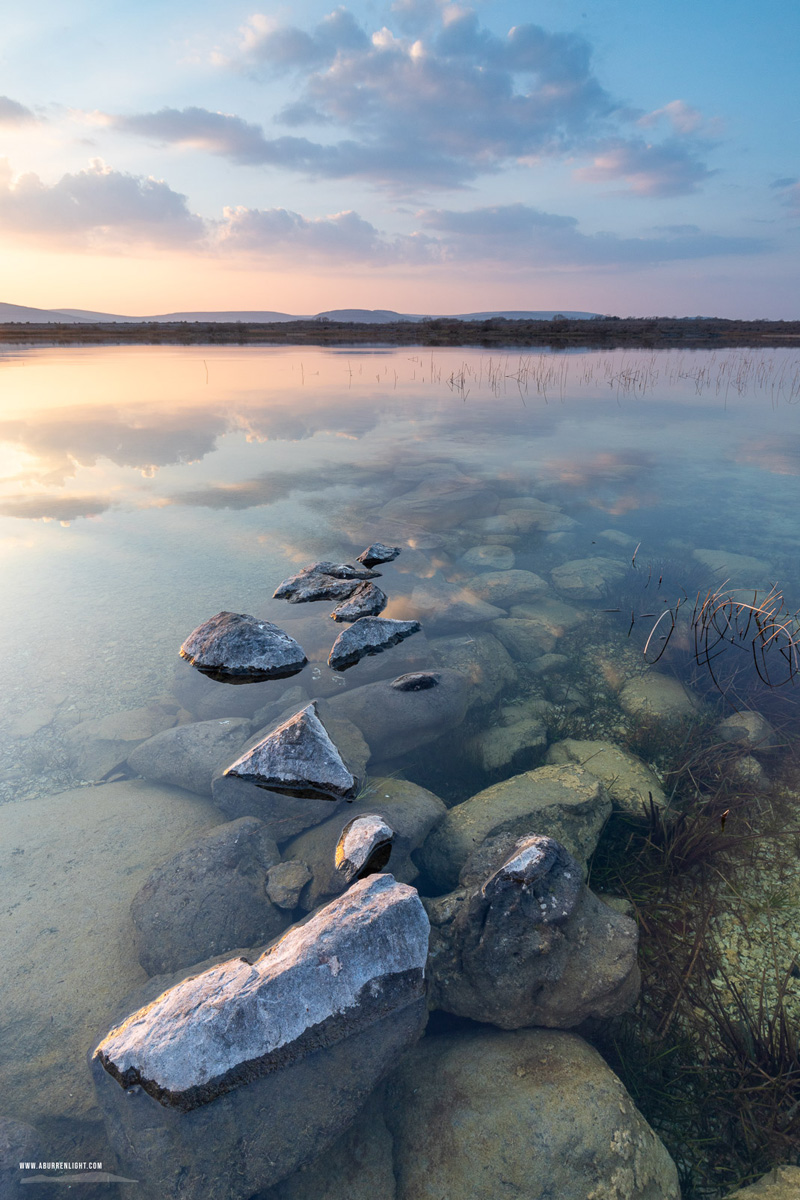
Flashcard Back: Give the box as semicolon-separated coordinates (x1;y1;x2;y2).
274;562;379;603
328;617;420;670
329;581;388;622
357;543;401;568
93;874;430;1111
180;612;307;681
130;817;287;976
336;815;395;885
224;703;358;802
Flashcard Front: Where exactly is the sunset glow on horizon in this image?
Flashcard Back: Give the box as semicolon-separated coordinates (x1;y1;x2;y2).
2;1;798;318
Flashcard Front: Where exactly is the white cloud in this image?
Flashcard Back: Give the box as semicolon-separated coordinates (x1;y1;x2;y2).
573;138;714;197
0;159;205;247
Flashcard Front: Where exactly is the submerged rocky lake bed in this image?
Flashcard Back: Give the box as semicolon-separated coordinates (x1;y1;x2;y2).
2;344;800;1198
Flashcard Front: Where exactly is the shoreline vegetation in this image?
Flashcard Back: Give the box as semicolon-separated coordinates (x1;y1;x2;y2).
0;315;798;349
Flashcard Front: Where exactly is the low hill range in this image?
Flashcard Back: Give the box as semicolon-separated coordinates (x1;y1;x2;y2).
0;302;601;325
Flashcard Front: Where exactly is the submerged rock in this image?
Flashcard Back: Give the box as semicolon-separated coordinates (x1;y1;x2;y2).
426;833;640;1028
378;478;499;531
266;860;312;909
0;1116;41;1200
324;669;470;760
357;543;401;568
179;612;307;682
0;781;219;1125
126;717;252;797
91;876;430;1199
328;616;421;670
330;581;388;622
551;556;627;599
459;544;515;571
224;703;359;802
725;1166;800;1198
383;1029;680;1200
130;817;287;976
335;815;395;885
65;701;182;782
409;575;505;627
465;569;549;608
429;630;516;706
717;710;779;751
416;764;611;893
546;738;666;814
619;671;701;722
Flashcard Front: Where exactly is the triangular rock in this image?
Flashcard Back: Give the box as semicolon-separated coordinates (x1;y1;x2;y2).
224;703;358;801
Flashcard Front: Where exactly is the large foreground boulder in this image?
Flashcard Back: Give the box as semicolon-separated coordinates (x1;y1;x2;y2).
92;875;429;1199
417;764;612;893
426;834;640;1028
130;817;288;976
383;1029;680;1199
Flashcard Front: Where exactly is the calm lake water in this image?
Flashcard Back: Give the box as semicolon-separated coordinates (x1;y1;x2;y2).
2;343;800;1197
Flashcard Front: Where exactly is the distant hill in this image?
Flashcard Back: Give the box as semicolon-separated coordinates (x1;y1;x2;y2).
0;301;602;325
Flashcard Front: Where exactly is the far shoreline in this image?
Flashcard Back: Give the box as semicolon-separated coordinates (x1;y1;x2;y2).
0;315;798;350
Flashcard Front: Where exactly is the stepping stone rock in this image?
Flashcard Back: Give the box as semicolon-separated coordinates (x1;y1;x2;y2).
426;834;640;1028
460;544;515;570
274;563;379;603
324;669;470;761
465;569;549;608
546;738;666;814
328;617;421;670
282;777;446;911
383;1029;680;1200
551;556;627;599
224;703;359;802
91;875;430;1199
127;716;252;797
130;817;287;976
180;612;307;682
357;543;401;568
329;581;388;623
212;706;367;842
417;764;612;893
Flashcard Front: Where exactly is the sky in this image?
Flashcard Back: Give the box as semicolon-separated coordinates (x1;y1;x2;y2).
0;0;797;317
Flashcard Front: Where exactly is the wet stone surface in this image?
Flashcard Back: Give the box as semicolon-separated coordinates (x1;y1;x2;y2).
180;612;307;682
328;617;421;670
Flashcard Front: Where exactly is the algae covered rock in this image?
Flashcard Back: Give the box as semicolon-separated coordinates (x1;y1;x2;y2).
417;764;611;893
619;672;701;722
383;1029;680;1200
546;738;666;814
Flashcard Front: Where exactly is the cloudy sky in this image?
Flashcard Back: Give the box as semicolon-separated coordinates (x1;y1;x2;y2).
1;0;797;316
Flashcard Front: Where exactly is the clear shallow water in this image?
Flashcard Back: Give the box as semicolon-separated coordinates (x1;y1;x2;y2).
2;344;800;1196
